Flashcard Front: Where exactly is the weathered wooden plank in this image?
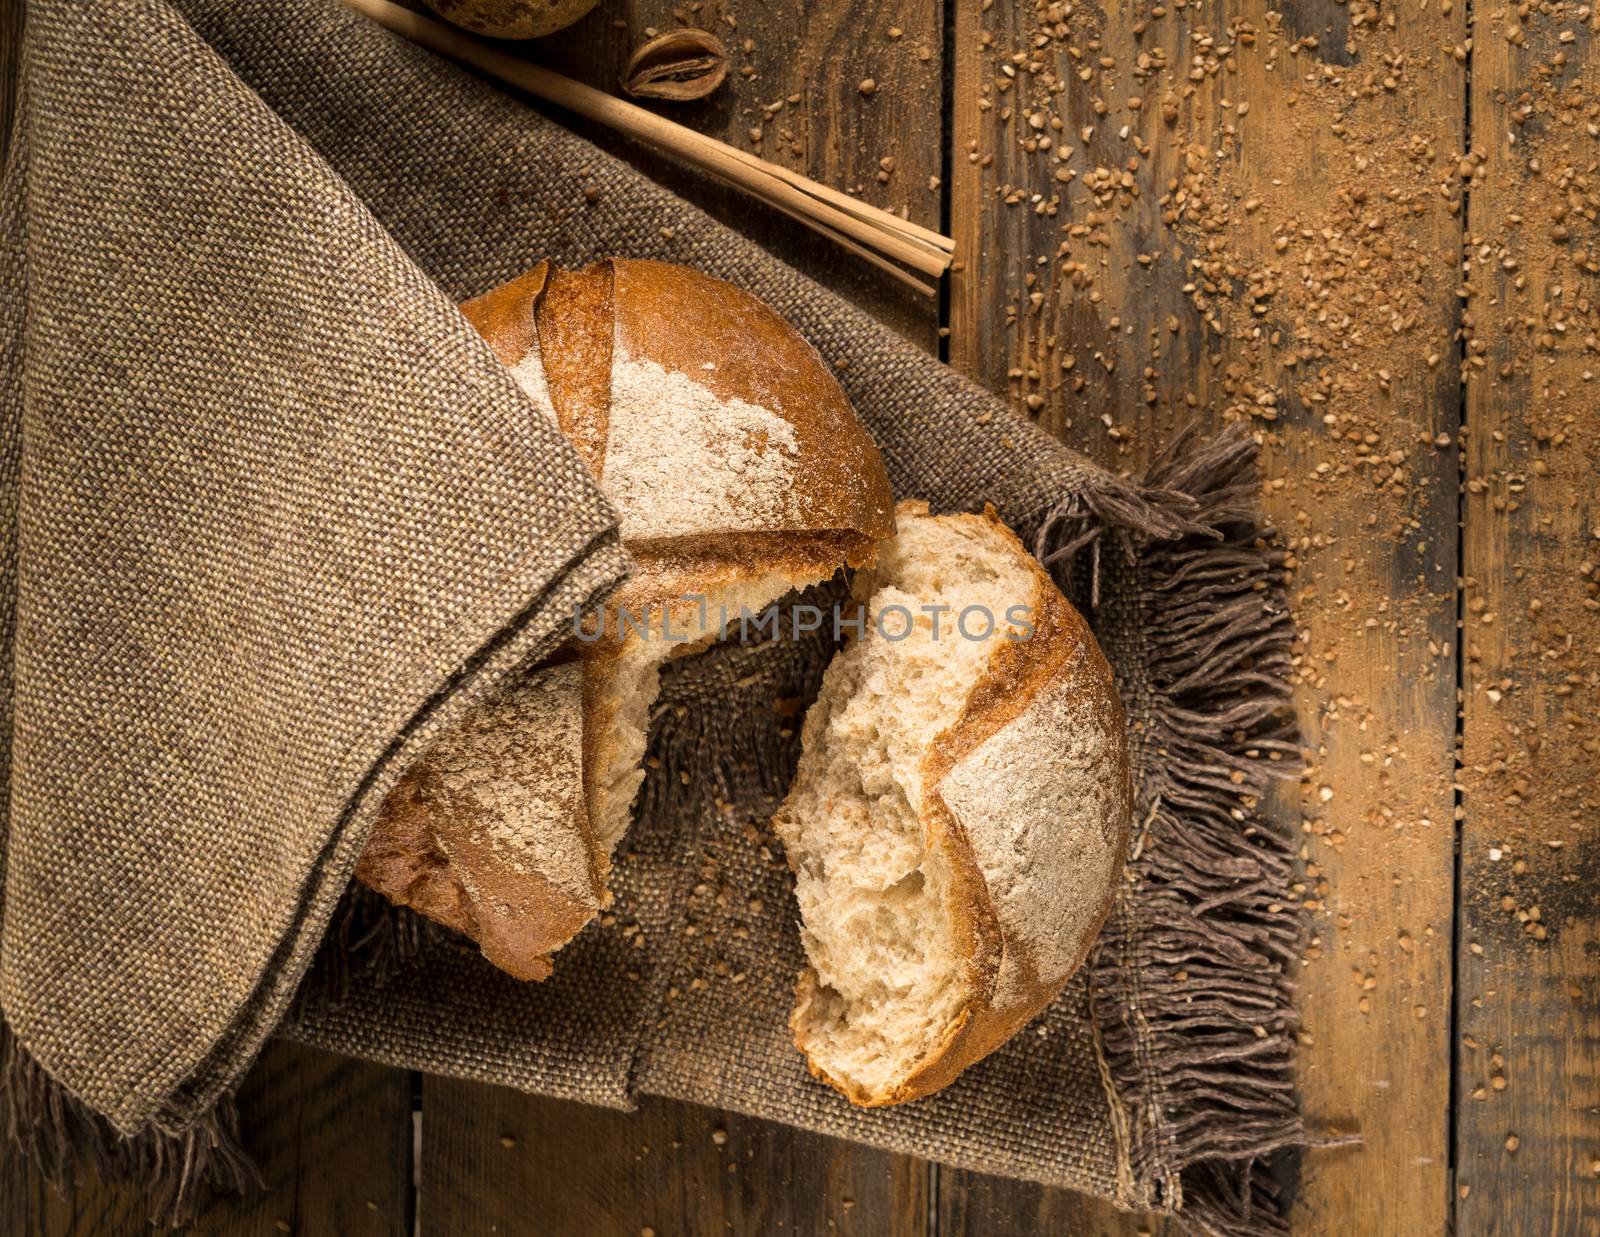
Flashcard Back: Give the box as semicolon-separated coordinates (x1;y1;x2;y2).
0;1042;412;1235
188;1042;413;1236
947;0;1466;1233
937;1169;1174;1237
0;0;20;168
1454;2;1600;1229
420;1081;928;1236
3;1160;151;1237
944;9;1164;1227
535;0;945;347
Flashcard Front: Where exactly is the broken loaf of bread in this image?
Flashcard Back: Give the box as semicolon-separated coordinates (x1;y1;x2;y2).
356;258;895;980
773;502;1132;1105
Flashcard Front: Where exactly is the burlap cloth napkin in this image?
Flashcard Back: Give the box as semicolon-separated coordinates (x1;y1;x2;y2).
0;2;1309;1232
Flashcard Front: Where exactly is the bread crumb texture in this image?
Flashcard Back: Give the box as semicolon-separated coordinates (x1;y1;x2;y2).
778;507;1127;1100
940;649;1125;1004
419;661;592;900
589;569;824;854
778;513;1011;1095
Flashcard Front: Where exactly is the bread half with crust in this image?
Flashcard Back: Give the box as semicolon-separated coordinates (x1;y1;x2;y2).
354;660;595;981
773;501;1131;1105
357;259;895;980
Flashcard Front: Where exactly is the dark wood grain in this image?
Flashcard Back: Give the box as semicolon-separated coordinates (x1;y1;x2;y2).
1454;0;1600;1229
0;0;21;167
189;1043;413;1237
0;1043;412;1236
937;1170;1174;1237
421;1080;928;1237
526;0;946;349
947;0;1465;1230
944;12;1166;1228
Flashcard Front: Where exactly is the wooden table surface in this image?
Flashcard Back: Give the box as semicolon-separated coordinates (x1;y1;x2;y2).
3;0;1597;1233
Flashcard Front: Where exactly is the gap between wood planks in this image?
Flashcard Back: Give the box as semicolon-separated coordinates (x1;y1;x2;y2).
1446;0;1475;1211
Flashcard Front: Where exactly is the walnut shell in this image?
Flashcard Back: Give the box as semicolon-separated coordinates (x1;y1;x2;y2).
621;30;729;101
422;0;600;40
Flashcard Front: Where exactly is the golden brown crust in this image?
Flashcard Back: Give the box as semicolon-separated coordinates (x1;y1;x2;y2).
608;259;895;551
356;779;595;983
356;661;605;982
362;258;898;982
421;0;600;40
532;261;613;476
461;257;895;553
598;530;878;646
904;548;1128;1103
460;262;547;372
793;502;1132;1106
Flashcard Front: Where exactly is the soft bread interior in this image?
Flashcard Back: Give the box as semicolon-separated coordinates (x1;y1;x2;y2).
775;510;1036;1099
589;567;833;853
369;260;900;983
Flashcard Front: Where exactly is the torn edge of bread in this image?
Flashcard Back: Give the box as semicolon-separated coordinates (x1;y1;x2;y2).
583;563;835;853
353;660;600;982
774;502;1132;1106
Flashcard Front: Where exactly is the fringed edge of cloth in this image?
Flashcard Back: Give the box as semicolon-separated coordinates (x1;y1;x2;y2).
1036;424;1311;1237
0;1023;263;1226
1;425;1311;1231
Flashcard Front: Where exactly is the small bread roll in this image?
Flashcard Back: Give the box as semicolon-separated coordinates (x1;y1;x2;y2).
357;259;895;980
774;502;1132;1105
422;0;599;40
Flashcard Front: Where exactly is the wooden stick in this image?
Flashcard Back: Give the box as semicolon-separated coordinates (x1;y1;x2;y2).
340;0;954;290
696;160;938;298
713;142;953;257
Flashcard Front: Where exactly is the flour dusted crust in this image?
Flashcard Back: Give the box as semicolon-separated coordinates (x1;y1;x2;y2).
357;259;895;980
777;502;1132;1105
354;661;599;982
465;258;894;550
604;259;892;549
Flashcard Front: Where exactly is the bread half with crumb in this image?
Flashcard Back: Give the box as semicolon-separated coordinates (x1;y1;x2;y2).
358;258;895;980
773;501;1131;1105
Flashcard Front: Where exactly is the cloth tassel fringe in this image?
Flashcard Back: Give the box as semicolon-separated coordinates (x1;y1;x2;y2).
1037;424;1315;1237
0;1023;261;1226
3;425;1314;1234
